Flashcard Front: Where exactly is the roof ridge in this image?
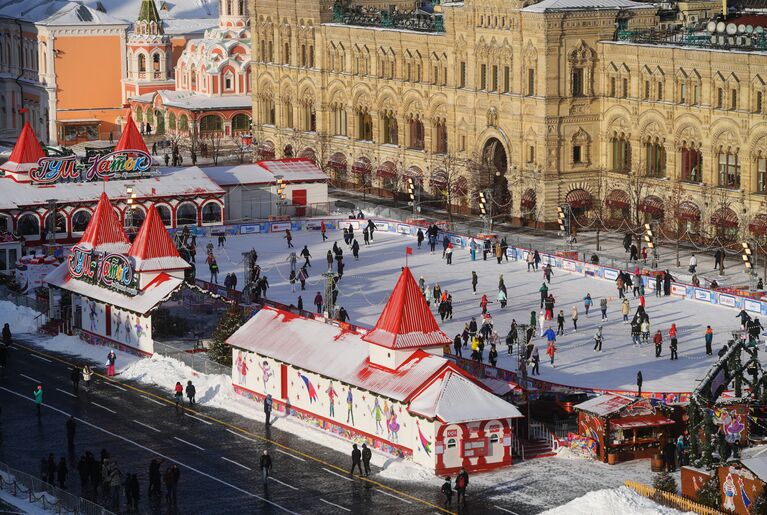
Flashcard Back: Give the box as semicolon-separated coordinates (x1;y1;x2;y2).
77;192;130;251
128;203;183;262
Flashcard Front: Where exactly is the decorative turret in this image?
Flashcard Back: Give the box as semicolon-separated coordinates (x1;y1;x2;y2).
0;121;45;183
114;114;149;155
77;193;131;254
128;204;190;287
219;0;249;30
125;0;172;85
362;266;450;370
136;0;163;35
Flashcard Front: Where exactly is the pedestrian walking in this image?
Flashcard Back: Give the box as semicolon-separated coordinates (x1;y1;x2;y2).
350;444;363;476
654;330;663;357
2;322;11;345
82;365;93;389
637;371;643;396
599;297;608;321
497;289;507;308
441;476;453;506
543;264;553;283
33;385;43;417
264;394;273;426
655;273;663;297
106;350;116;377
300;245;311;267
259;450;272;486
526;251;535;271
531;345;540;375
445;243;453;265
489;344;498;367
455;468;469;505
714;249;723;271
320;221;328;241
361;443;372;477
689;253;697;273
539;282;548;309
556;310;565;336
314;292;323;313
66;415;77;449
571;305;578;331
621;298;630;323
669;332;678;360
583;293;592;316
471;271;478;295
417;229;424;248
71;365;80;392
641;318;650;343
284;229;294;248
705;326;714;356
173;382;183;407
185;380;196;405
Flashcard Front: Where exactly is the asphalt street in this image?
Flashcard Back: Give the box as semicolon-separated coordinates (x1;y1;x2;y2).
0;339;536;515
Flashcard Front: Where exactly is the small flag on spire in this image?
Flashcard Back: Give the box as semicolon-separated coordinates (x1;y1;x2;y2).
406;247;413;256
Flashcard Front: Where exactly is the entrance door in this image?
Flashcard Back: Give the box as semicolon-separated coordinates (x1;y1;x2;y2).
292;189;307;217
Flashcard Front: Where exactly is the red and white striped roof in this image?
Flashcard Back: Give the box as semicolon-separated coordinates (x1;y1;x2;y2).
0;122;45;177
361;267;451;350
113;114;149;155
128;204;190;271
77;192;131;254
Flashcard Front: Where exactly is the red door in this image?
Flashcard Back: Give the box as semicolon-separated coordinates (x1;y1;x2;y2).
105;305;111;336
292;189;307;217
280;363;289;400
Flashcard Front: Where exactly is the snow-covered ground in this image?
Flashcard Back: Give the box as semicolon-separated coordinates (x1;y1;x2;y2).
200;229;752;392
541;486;693;515
13;323;677;512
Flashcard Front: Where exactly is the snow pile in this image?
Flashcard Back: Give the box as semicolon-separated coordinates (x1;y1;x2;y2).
0;300;41;333
39;333;139;370
541;486;693;515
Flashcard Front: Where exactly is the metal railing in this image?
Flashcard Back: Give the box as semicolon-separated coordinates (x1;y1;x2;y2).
0;285;46;313
0;461;114;515
510;433;525;461
152;339;231;376
529;420;559;452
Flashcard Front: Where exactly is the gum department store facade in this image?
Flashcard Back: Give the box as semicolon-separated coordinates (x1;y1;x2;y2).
250;0;767;237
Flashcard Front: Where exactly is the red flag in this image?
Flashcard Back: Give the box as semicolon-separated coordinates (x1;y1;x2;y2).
406;247;413;255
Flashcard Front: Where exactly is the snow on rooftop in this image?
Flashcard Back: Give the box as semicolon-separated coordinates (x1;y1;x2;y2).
0;167;223;210
523;0;650;12
128;204;190;272
82;0;218;21
574;393;636;417
199;159;328;187
0;0;129;25
137;90;251;110
409;370;523;423
163;17;217;34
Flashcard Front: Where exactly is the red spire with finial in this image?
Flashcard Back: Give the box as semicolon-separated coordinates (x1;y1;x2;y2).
113;113;149;154
128;204;189;271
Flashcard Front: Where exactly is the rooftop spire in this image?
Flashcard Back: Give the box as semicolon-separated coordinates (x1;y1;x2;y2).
0;121;45;177
361;267;450;350
136;0;163;34
77;192;131;254
128;204;190;271
114;113;149;155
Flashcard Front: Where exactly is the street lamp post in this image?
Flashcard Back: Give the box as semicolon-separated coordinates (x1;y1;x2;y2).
46;199;57;247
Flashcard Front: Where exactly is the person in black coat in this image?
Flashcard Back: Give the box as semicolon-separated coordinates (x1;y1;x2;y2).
655;273;663;297
57;457;68;489
361;444;372;477
663;270;673;296
637;371;643;396
185;381;196;405
453;335;462;358
66;416;77;449
662;440;677;471
737;309;752;328
350;444;363;476
1;323;10;345
337;307;349;323
259;450;272;485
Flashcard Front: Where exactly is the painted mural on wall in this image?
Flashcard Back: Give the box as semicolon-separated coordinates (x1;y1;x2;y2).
718;465;761;514
80;299;152;353
567;432;598;459
711;406;748;444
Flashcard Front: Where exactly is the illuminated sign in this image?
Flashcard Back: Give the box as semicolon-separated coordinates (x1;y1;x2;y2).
30;150;157;184
67;245;138;295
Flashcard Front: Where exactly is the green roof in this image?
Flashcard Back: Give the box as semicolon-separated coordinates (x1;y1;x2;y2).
137;0;162;24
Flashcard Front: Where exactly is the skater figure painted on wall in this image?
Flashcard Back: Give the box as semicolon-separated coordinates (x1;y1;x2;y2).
259;360;273;390
134;319;144;341
113;311;122;339
124;315;133;343
388;411;401;442
371;397;384;434
723;473;736;511
416;419;432;456
346;388;354;424
298;372;317;403
383;400;391;438
325;382;338;418
235;351;248;384
88;301;97;331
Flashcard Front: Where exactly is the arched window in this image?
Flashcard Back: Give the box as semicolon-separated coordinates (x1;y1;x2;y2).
138;54;146;73
680;145;702;182
17;213;40;237
610;135;631;172
152;53;161;72
44;212;66;235
381;110;397;145
199;115;223;134
434;118;448;154
645;139;666;178
71;210;92;233
232;113;250;132
179;114;189;132
408;115;424;150
202;203;222;224
135;107;143;124
0;214;11;233
447;438;457;449
168;112;176;130
176;203;198;226
357;109;372;141
190;66;196;89
156;205;172;227
124;206;145;231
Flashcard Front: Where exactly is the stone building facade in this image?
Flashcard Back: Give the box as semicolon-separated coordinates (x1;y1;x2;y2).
250;0;767;239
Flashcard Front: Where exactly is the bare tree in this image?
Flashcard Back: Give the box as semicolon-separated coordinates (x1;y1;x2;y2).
206;131;224;166
432;153;471;224
624;169;657;247
663;181;689;268
230;134;253;164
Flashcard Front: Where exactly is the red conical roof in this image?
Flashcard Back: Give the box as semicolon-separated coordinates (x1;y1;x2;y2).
114;114;149;154
77;192;131;253
128;204;189;271
0;122;45;175
361;267;450;350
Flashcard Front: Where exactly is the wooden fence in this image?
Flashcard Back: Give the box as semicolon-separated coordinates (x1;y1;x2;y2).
624;480;725;515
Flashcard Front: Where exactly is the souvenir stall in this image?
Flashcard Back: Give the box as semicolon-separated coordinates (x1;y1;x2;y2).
574;393;679;464
227;267;523;475
0;118;224;249
45;192;191;355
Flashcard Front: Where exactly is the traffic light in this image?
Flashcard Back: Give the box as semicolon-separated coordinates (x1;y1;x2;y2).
742;242;754;270
406;177;415;201
478;191;488;215
276;178;286;201
644;223;655;249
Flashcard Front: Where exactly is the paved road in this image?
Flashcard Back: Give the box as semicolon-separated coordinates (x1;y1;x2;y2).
0;339;537;515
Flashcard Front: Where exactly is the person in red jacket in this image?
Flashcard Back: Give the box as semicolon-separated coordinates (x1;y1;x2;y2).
480;294;488;314
654;330;663;358
320;221;327;241
669;324;679;360
313;292;323;313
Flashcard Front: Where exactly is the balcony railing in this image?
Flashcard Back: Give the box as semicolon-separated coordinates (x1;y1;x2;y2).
617;27;767;51
332;1;445;33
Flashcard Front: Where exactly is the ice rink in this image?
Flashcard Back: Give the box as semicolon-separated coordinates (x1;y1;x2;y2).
196;227;758;392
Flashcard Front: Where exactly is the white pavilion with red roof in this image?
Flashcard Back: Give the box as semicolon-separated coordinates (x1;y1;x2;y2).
46;192;191;355
227;266;522;475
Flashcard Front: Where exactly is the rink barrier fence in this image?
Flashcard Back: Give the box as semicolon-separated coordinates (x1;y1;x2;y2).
624;480;724;515
0;461;114;515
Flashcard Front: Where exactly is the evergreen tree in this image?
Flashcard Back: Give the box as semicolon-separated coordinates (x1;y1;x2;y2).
208;305;243;366
652;471;678;494
696;477;721;510
752;491;767;515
